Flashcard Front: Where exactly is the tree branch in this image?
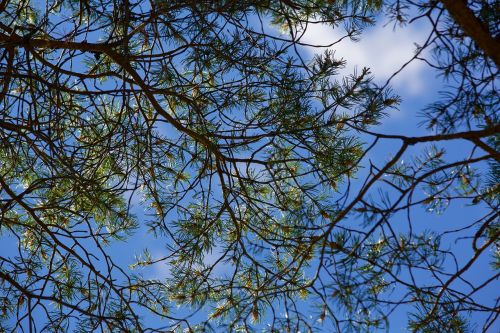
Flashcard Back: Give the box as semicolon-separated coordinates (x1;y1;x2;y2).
440;0;500;67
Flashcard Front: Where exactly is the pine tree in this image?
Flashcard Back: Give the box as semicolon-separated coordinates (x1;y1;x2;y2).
0;1;497;332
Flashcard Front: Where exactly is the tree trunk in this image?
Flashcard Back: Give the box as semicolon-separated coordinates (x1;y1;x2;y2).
440;0;500;67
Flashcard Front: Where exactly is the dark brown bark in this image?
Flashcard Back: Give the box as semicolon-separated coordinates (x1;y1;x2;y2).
440;0;500;67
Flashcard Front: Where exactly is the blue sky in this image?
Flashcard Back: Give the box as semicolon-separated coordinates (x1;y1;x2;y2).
297;16;498;332
106;16;498;331
1;4;498;332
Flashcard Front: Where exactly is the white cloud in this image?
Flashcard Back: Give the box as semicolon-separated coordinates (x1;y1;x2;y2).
151;260;173;280
300;21;432;96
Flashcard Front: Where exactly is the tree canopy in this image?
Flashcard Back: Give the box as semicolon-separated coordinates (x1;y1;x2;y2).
0;0;498;332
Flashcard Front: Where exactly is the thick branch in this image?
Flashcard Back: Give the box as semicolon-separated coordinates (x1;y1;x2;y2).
440;0;500;67
0;32;224;160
